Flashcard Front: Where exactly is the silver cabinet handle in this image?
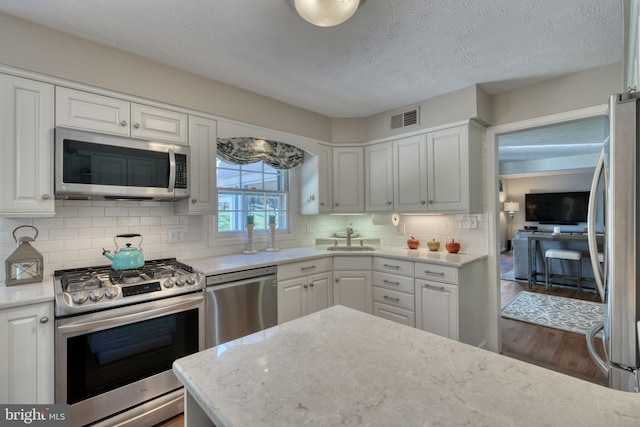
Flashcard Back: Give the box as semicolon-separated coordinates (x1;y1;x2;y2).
301;265;316;271
383;264;400;269
309;283;314;287
335;203;339;206
428;200;434;204
383;296;400;303
133;123;140;129
120;120;128;127
41;194;50;200
383;280;400;286
422;284;446;292
421;200;426;205
335;278;339;282
191;198;198;203
424;270;445;276
387;201;392;205
303;284;308;289
40;316;49;324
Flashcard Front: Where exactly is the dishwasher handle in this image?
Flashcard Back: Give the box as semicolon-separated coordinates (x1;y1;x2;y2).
206;274;276;289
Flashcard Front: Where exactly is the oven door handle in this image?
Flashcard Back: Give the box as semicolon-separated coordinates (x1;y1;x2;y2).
57;294;203;335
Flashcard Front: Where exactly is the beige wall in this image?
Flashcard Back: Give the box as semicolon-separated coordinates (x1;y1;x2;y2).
489;62;622;126
0;12;332;142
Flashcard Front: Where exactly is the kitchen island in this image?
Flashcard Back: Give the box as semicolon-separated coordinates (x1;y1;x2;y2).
173;305;639;427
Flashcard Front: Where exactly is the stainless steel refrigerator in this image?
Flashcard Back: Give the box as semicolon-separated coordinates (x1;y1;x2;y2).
586;93;640;392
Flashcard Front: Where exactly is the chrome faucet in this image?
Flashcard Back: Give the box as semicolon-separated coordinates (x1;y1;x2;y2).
346;223;354;247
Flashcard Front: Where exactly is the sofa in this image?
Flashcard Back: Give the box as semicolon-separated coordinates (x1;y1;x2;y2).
512;230;599;290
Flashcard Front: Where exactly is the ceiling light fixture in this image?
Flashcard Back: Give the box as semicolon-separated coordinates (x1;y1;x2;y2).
285;0;365;27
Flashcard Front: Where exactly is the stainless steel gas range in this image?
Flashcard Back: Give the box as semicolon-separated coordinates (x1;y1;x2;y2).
53;258;205;427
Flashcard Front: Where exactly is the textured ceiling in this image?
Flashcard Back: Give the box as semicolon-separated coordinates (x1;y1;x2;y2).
0;0;622;118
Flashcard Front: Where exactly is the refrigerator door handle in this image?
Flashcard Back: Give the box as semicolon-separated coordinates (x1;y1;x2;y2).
586;322;609;376
587;148;606;301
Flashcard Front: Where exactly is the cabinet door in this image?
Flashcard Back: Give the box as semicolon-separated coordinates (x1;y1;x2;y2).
0;75;55;216
426;126;468;212
365;142;394;212
0;302;54;403
332;147;364;212
56;87;130;136
131;103;188;144
308;272;332;314
415;280;459;340
300;144;332;215
175;116;217;214
373;302;415;327
333;271;372;314
393;135;428;212
277;277;307;324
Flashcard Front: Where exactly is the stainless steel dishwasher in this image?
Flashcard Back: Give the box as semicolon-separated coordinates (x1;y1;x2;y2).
205;265;277;348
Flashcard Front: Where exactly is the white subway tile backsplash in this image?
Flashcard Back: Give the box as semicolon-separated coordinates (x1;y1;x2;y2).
92;217;117;227
78;207;105;217
116;216;141;227
65;218;93;229
140;216;162;226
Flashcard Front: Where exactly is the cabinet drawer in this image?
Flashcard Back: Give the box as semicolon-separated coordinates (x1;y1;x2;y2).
333;256;372;271
373;302;415;327
414;262;458;284
373;286;414;311
278;257;332;281
373;257;414;276
372;271;414;294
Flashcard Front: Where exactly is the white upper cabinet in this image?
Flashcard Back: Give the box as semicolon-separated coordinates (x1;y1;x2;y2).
365;142;394;212
301;143;333;215
175;116;217;215
393;134;428;212
56;87;188;144
426;123;483;212
0;74;55;217
332;146;364;213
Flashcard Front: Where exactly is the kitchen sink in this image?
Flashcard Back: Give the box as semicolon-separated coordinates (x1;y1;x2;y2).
327;245;375;251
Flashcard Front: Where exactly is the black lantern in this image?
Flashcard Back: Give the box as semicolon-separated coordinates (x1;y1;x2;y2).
5;225;43;286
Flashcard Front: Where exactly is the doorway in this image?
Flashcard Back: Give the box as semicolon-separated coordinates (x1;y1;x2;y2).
484;104;608;356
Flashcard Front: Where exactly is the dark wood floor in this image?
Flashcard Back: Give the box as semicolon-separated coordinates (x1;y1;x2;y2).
499;252;607;386
154;254;608;426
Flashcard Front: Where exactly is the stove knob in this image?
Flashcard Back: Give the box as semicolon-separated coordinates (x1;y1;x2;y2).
186;274;196;286
105;287;119;299
72;291;89;305
164;279;175;288
175;278;186;287
89;289;104;302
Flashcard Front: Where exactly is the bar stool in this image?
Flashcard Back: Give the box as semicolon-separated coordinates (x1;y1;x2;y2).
545;249;583;292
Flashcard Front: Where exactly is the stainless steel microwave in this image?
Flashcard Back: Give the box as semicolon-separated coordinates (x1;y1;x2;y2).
55;127;190;201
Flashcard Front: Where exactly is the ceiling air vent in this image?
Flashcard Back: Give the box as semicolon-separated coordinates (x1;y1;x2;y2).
390;108;419;129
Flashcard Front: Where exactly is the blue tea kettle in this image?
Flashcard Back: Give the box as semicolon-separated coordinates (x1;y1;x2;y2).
103;233;144;270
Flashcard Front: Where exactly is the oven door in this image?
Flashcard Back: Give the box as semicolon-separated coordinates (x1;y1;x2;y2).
55;292;204;427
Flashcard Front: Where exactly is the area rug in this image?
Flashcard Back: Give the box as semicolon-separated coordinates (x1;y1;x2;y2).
501;291;604;336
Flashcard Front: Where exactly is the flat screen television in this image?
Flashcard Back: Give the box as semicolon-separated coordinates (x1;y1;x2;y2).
524;191;590;225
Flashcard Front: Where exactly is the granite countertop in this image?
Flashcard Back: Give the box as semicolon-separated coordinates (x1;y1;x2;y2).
186;246;486;276
0;279;55;310
173;305;639;427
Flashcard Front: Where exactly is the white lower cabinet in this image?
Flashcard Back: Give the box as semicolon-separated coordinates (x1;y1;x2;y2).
414;258;488;346
372;257;415;327
415;280;459;340
0;302;54;404
333;256;372;314
277;258;333;324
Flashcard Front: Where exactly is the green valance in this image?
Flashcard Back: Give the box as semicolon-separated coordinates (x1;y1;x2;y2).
217;137;304;170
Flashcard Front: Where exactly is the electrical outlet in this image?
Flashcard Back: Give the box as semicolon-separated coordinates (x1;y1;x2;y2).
469;215;478;230
397;223;405;235
168;228;185;243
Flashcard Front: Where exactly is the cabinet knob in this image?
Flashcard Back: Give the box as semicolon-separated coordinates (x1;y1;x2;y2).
133;123;140;129
335;203;339;207
40;316;49;324
421;200;426;205
387;201;392;205
309;283;314;287
191;198;198;203
120;120;128;127
320;202;325;207
428;200;434;204
335;278;339;283
41;194;50;200
303;284;308;289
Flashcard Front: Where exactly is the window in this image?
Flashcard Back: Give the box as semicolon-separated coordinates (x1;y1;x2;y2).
217;157;289;232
